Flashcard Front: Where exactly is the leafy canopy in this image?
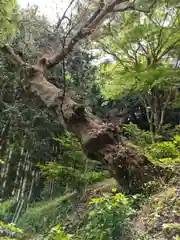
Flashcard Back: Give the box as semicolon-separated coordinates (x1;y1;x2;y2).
0;0;19;45
97;1;180;100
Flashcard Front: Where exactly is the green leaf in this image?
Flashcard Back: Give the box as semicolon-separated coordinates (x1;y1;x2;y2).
65;74;71;81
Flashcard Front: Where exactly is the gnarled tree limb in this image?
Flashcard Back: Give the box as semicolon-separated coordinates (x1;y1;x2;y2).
1;45;26;67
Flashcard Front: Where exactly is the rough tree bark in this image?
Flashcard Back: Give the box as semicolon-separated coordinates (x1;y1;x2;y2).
1;0;164;193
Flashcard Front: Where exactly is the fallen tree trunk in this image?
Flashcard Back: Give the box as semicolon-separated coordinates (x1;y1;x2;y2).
16;61;163;194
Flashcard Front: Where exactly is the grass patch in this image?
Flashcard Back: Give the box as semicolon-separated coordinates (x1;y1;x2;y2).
17;192;77;234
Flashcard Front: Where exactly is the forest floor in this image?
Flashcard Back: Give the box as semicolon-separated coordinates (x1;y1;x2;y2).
66;174;180;240
134;179;180;239
3;162;179;239
30;175;180;240
66;160;180;239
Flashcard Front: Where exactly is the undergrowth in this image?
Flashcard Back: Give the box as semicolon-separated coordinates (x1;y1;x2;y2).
1;125;180;240
17;192;77;234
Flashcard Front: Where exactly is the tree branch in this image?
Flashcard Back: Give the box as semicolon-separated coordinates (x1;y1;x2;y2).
2;0;155;70
1;45;26;67
46;0;134;68
55;0;75;30
157;38;180;61
157;87;172;133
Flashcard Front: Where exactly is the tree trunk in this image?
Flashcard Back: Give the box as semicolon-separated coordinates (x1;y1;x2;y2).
22;63;164;194
0;121;10;158
27;169;35;202
1;149;12;199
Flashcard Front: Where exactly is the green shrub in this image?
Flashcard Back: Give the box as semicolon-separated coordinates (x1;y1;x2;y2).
47;224;71;240
122;124;158;147
0;199;16;222
39;132;106;195
164;125;180;139
84;171;109;185
173;135;180;151
75;191;134;240
0;221;23;239
147;135;180;168
39;162;87;191
149;141;178;160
